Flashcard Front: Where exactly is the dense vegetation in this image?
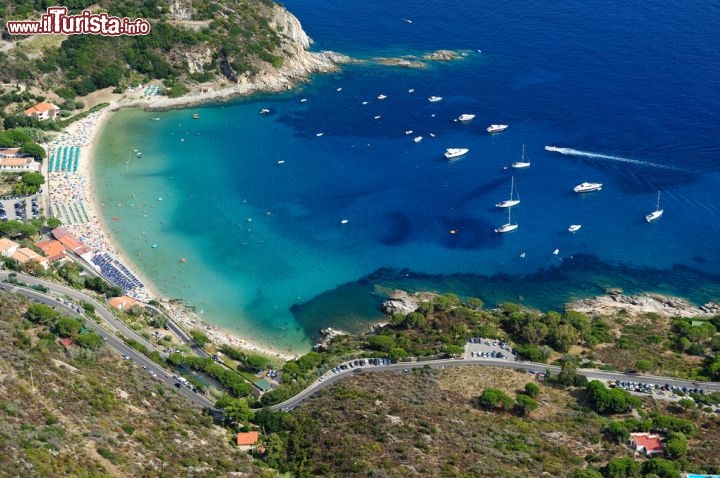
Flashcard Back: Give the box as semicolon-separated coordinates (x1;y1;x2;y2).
0;291;269;476
0;0;289;126
251;365;720;477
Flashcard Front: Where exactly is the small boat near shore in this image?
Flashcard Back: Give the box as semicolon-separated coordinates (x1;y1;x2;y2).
413;136;423;143
646;191;664;222
377;94;387;100
511;144;531;169
495;207;518;233
496;176;521;208
568;224;582;233
444;148;469;160
259;108;270;115
573;182;603;193
487;124;509;134
428;96;443;102
150;117;160;121
192;113;199;119
457;114;475;122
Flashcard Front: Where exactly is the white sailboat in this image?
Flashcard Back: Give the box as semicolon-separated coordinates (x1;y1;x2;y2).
511;144;531;169
496;176;521;208
495;207;518;233
646;190;664;222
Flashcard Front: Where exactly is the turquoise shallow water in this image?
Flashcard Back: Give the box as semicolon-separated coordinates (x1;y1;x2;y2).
94;1;720;352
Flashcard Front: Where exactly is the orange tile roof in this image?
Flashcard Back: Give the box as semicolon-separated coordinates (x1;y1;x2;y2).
0;238;19;253
57;236;82;251
236;431;259;446
0;148;20;157
24;102;59;115
0;157;32;166
108;296;141;310
35;239;65;260
631;433;663;454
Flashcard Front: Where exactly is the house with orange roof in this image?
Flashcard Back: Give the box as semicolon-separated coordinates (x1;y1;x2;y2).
51;227;85;252
630;432;664;456
0;238;19;257
35;239;66;261
236;431;260;451
23;102;60;120
11;247;49;268
0;156;37;171
108;296;142;311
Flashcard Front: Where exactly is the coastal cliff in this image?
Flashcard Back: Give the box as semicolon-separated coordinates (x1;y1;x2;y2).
145;5;349;111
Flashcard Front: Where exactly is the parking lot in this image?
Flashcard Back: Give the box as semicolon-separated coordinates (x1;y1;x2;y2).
0;194;41;221
464;337;517;361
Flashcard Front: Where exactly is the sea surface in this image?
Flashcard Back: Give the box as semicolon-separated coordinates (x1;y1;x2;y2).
94;0;720;353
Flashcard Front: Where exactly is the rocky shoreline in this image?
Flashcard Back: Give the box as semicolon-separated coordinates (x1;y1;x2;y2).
567;290;720;319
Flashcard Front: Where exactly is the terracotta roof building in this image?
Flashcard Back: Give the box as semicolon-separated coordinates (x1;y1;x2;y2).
51;228;85;252
0;238;19;257
630;432;664;456
35;239;66;261
108;296;142;311
24;102;60;120
11;247;48;268
236;431;260;451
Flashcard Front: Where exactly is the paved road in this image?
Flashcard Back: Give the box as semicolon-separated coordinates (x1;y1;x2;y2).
269;358;720;412
0;270;161;353
0;280;216;409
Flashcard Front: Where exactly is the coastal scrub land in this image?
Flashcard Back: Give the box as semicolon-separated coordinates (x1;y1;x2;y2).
1;0;720;476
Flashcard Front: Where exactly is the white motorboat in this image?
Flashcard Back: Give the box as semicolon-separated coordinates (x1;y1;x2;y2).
428;96;443;102
413;136;423;143
444;148;469;160
511;144;531;169
259;108;270;115
646;191;664;222
487;124;509;133
573;182;602;193
568;224;582;233
405;130;414;135
340;219;349;224
377;94;387;100
458;114;475;122
495;207;518;233
496;176;521;208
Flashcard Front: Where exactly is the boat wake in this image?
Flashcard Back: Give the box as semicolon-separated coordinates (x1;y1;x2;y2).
544;146;686;171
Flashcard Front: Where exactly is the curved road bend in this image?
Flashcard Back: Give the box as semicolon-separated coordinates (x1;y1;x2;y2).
0;281;215;409
269;359;720;412
0;271;163;354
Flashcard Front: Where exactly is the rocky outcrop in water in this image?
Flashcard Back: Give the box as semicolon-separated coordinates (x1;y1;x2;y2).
567;292;720;318
381;290;438;315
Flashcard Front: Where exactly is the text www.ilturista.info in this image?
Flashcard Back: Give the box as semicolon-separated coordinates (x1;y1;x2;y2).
6;7;151;36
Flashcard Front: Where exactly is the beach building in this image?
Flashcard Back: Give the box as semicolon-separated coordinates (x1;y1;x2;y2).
252;378;274;396
35;239;66;262
10;247;48;268
630;432;664;456
51;227;85;252
0;238;19;257
0;148;39;172
23;102;60;120
236;431;260;451
108;296;143;311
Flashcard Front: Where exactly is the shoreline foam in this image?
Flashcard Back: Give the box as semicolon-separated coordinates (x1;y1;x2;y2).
48;105;298;361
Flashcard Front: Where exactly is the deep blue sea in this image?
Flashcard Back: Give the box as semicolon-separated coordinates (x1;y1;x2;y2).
94;0;720;353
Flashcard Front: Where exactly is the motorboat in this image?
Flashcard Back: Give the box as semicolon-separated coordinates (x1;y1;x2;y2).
496;176;520;208
568;224;582;233
428;96;443;102
487;124;509;133
573;182;603;193
377;94;387;100
192;113;199;119
259;108;270;115
495;207;518;233
511;144;531;169
413;136;423;143
405;130;413;135
444;148;469;160
458;114;475;122
646;191;664;222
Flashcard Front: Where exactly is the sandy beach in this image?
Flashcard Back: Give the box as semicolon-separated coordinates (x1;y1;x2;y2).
48;102;298;361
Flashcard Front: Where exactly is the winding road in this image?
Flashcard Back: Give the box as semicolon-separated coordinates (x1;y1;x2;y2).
2;270;717;415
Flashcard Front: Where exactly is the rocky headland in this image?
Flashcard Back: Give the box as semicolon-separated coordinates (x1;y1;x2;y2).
567;290;720;319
